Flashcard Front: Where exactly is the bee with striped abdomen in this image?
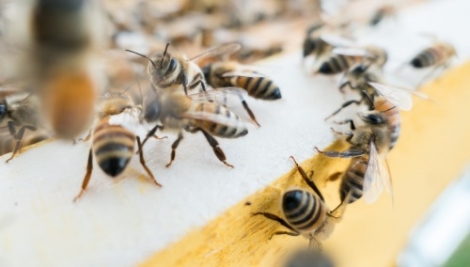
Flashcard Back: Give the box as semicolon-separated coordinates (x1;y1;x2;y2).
408;41;456;85
126;43;241;95
4;0;105;139
141;89;248;168
73;92;160;201
317;93;397;204
317;45;387;75
202;61;282;126
253;157;349;248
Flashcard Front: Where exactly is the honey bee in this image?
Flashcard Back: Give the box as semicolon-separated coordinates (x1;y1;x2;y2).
316;45;387;75
253;157;349;248
0;93;44;162
3;0;105;139
407;41;456;85
202;61;282;126
317;93;397;203
73;92;160;201
126;43;241;95
369;5;396;26
141;90;248;168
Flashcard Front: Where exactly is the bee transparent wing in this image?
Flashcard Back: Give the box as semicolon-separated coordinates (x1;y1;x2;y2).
320;34;356;47
108;108;142;131
182;110;245;128
363;140;389;204
189;87;247;107
368;82;413;111
332;47;373;57
188;43;242;62
221;71;266;78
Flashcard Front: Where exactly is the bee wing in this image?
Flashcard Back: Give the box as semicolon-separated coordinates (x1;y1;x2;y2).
188;43;242;62
182;110;245;128
368;82;413;111
363;140;390;204
320;34;356;47
108;108;142;131
332;47;372;57
189;87;247;107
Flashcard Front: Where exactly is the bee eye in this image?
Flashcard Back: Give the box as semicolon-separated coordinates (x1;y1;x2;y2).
168;58;177;72
353;65;367;74
0;104;6;119
366;114;384;124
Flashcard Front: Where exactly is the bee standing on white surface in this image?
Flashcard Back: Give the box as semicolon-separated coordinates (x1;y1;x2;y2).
317;93;398;203
141;89;248;168
73;92;160;201
3;0;105;139
202;61;282;126
126;43;241;95
253;157;349;248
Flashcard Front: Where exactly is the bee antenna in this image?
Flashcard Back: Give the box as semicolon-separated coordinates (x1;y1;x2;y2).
161;42;171;68
125;49;159;71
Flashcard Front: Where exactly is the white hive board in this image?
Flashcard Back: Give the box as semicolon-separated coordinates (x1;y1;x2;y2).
1;0;470;266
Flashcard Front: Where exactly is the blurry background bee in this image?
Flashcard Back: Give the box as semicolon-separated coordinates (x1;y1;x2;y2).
202;61;282;126
284;247;336;267
127;43;241;95
0;92;48;162
253;157;349;248
1;0;107;139
141;89;248;168
317;93;397;204
369;5;396;26
406;40;457;85
74;91;160;201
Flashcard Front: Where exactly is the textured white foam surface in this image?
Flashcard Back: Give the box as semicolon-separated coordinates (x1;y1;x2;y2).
1;0;470;266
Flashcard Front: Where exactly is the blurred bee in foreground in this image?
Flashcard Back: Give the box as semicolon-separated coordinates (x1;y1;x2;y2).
407;40;456;85
73;92;160;201
302;23;331;60
202;61;282;126
126;43;241;95
3;0;105;139
0;93;45;162
317;93;397;203
284;247;336;267
316;45;387;75
141;89;248;168
253;157;349;248
369;5;396;26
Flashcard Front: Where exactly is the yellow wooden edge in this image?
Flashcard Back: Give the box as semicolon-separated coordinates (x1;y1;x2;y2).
140;62;470;267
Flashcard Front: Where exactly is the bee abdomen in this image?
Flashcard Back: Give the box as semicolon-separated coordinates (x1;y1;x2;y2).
195;103;248;138
283;190;324;233
411;48;442;68
341;158;368;203
318;55;357;75
235;76;281;100
92;122;135;177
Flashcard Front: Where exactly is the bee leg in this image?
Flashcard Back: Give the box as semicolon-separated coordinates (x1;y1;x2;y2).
136;136;161;187
252;212;298;233
166;132;184;168
199;129;233;168
333;119;356;130
77;130;92;143
290;156;325;201
73;149;93;202
325;99;363;121
269;231;301;240
6;122;36;163
361;90;375;110
314;147;365;158
241;100;260;127
140;124;164;152
308;237;322;250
